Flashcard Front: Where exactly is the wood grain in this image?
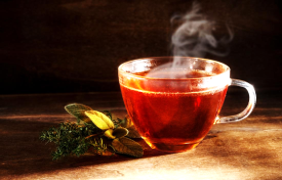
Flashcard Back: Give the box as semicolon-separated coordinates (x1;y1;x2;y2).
0;90;281;179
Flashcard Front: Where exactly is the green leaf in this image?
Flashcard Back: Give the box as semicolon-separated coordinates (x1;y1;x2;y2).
113;127;129;138
126;126;141;138
40;122;99;160
112;137;143;158
85;110;115;130
118;115;141;138
64;103;93;123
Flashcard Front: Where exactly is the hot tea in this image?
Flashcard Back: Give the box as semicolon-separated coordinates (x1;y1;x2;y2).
119;57;256;153
120;70;228;152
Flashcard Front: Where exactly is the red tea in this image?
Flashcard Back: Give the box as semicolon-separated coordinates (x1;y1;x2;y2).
120;70;228;152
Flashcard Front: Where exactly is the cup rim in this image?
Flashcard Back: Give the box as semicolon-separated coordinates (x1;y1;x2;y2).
118;56;230;81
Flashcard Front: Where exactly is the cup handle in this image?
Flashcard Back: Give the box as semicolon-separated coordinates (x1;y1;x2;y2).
216;79;257;124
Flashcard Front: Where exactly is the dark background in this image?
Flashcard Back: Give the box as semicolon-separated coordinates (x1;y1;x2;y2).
0;0;281;94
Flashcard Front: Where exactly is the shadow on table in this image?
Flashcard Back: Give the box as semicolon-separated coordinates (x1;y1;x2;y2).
0;117;172;177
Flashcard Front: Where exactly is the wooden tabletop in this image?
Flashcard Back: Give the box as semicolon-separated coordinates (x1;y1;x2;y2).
0;90;281;180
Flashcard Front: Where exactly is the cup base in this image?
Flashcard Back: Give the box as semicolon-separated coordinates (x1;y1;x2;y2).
146;140;200;153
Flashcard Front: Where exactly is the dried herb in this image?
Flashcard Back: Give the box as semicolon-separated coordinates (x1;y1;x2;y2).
40;103;142;160
112;137;143;157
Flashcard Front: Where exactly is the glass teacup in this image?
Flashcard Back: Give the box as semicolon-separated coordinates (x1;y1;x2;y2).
118;57;256;152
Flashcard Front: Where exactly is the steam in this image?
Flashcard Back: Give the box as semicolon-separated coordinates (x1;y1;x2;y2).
171;2;233;58
147;2;233;79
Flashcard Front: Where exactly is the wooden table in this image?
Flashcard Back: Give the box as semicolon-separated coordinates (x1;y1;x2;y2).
0;90;281;180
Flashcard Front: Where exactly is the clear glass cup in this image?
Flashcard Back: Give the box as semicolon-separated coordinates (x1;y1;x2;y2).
118;57;256;152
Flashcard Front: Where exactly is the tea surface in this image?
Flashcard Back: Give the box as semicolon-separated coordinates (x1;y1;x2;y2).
136;69;215;79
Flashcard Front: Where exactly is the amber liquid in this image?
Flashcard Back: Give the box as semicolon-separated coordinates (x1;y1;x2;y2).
120;70;228;152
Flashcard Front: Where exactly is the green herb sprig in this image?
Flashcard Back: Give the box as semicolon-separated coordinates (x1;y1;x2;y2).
40;103;142;160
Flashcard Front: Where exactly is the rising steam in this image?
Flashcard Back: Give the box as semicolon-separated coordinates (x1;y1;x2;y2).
171;2;233;58
146;2;233;78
